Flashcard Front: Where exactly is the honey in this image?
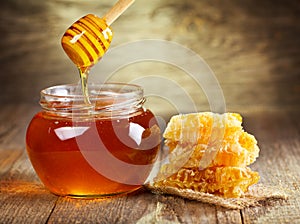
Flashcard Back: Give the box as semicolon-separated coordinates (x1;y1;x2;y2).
26;83;161;197
79;69;91;104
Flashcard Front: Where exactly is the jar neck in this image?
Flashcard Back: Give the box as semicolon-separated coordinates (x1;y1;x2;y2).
40;83;145;118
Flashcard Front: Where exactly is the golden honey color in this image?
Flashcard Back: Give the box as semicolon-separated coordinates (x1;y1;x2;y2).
61;14;113;71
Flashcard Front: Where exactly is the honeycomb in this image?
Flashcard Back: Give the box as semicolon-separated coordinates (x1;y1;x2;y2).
165;130;259;168
153;167;260;198
152;112;260;198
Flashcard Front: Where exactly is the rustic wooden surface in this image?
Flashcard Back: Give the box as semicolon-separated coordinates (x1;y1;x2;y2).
1;107;299;223
0;0;299;223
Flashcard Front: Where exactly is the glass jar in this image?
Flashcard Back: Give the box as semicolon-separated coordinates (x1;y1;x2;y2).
26;83;161;197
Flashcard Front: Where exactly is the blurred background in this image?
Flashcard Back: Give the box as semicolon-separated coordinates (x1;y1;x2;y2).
1;0;299;118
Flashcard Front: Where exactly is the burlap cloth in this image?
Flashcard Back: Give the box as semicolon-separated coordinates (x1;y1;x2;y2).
146;183;288;209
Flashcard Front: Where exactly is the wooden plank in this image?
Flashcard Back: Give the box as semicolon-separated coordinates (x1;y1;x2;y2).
0;121;58;224
1;151;40;182
47;191;158;224
0;104;38;178
46;190;245;223
0;148;22;177
0;104;39;150
0;181;57;224
241;111;300;223
47;190;221;223
216;208;242;224
0;151;58;224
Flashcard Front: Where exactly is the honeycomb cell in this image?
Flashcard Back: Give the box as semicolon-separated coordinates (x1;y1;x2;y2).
153;166;260;198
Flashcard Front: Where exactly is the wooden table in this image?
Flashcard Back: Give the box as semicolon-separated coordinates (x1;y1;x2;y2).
1;106;299;223
1;0;299;223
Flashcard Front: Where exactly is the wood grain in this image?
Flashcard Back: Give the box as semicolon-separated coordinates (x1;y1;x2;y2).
0;148;22;177
0;181;57;224
241;111;300;224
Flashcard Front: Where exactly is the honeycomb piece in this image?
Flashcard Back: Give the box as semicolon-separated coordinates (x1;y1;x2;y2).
153;166;260;198
163;112;243;145
150;112;260;199
164;112;259;168
165;131;259;168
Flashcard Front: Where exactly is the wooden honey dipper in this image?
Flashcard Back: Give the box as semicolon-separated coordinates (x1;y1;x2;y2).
61;0;135;72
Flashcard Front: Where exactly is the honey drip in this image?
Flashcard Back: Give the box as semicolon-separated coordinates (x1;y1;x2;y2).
79;68;91;105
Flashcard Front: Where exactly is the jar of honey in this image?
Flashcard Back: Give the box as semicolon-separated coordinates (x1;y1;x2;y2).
26;83;161;197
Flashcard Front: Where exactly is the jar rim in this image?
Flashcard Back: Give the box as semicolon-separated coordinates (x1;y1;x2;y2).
41;82;143;99
40;82;145;116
